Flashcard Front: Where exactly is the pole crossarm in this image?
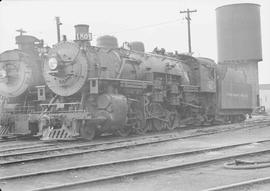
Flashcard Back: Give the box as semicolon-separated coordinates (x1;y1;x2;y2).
16;28;26;36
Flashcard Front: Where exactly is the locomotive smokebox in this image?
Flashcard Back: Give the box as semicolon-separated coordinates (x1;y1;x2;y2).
216;3;262;62
74;24;92;42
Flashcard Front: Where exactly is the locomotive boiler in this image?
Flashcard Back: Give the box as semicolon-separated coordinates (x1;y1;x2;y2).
0;33;46;136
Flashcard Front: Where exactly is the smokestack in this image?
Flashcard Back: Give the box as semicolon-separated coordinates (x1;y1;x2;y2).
74;24;91;45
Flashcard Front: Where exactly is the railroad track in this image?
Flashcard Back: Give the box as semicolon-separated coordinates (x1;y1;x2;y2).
0;137;16;143
0;133;40;142
0;137;44;150
203;176;270;191
2;138;270;190
1;118;270;166
0;115;268;148
0;116;268;151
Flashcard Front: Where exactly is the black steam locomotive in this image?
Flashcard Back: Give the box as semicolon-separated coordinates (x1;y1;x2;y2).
0;34;47;136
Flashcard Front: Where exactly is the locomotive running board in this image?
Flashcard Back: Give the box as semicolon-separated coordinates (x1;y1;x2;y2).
41;126;78;141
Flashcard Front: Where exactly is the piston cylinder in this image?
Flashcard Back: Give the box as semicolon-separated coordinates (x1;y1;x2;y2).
96;94;128;131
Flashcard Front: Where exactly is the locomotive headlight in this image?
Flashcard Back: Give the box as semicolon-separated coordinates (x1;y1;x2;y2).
0;68;7;79
48;57;58;70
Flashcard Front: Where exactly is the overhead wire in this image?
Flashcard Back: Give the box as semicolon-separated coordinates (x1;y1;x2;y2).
111;19;182;33
92;18;182;39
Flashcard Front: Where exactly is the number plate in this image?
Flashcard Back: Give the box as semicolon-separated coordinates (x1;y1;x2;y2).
76;33;92;41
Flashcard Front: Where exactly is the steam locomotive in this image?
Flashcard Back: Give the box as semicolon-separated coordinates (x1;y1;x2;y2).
0;25;252;140
39;25;252;140
0;33;49;136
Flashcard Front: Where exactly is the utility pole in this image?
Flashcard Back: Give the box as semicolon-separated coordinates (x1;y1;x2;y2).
16;28;26;36
55;17;62;43
180;9;197;54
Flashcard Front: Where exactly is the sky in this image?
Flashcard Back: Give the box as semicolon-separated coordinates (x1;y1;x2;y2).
0;0;269;83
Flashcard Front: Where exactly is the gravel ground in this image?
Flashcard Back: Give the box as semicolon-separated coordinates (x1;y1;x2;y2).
71;153;270;191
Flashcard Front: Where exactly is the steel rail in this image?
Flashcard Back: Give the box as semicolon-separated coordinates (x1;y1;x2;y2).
202;176;270;191
0;138;16;143
0;142;57;152
0;139;45;149
0;134;40;143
